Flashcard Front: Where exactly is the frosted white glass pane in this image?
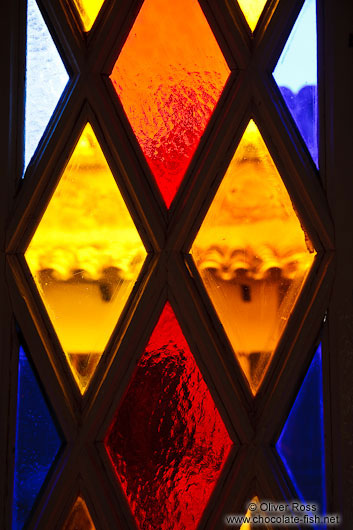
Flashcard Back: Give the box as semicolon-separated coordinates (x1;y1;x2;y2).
24;0;69;173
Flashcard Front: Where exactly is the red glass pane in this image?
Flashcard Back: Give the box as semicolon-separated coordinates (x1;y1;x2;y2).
104;302;233;530
110;0;230;208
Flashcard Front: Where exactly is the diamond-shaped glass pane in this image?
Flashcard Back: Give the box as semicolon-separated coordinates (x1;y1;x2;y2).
25;123;147;394
104;302;233;530
13;347;62;530
273;0;318;167
110;0;230;208
237;0;267;31
191;120;316;395
63;496;95;530
72;0;104;32
25;0;69;174
276;344;326;513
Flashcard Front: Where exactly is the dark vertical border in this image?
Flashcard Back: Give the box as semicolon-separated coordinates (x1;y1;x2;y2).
0;0;25;528
325;0;353;523
317;0;326;190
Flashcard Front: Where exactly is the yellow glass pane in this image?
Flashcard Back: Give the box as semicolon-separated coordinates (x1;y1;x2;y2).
241;496;258;530
241;496;272;529
25;123;146;394
72;0;104;32
63;496;95;530
191;120;316;395
237;0;268;31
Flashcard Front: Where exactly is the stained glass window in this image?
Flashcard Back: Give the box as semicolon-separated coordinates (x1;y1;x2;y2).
11;0;327;526
13;347;62;530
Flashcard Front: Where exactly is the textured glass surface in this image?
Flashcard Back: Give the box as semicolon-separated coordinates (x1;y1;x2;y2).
63;496;95;530
237;0;267;31
110;0;230;208
276;344;326;514
25;123;147;394
25;0;69;173
72;0;104;32
191;120;316;395
13;347;62;530
273;0;318;166
104;302;233;530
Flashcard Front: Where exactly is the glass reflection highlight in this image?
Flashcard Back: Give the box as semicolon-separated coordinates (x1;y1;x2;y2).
25;123;146;393
191;120;316;395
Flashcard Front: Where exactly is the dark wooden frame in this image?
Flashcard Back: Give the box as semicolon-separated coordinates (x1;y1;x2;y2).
2;0;351;528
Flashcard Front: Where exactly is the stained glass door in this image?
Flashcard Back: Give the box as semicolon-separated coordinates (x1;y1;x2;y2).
2;0;350;528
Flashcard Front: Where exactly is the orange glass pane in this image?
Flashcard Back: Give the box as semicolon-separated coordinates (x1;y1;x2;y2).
25;123;146;394
110;0;230;208
63;496;95;530
72;0;104;32
191;120;316;395
237;0;268;31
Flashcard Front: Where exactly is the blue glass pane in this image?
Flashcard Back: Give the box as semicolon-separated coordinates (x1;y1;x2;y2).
273;0;318;167
276;344;326;514
25;0;69;173
12;347;62;530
